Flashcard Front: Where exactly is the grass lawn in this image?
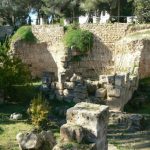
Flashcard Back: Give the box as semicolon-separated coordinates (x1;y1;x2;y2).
0;104;33;150
0;121;33;150
0;102;61;150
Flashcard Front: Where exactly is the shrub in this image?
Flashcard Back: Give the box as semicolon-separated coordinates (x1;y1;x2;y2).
134;0;150;23
27;94;49;128
64;28;93;53
11;26;37;43
0;39;31;101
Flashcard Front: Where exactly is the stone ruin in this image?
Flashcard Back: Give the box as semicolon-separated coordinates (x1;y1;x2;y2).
11;24;150;110
53;102;109;150
43;72;138;112
16;102;109;150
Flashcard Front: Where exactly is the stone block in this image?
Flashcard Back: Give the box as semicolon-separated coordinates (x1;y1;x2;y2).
115;75;125;86
86;80;98;95
130;76;138;87
17;130;56;150
16;132;42;150
64;82;75;90
66;102;109;150
56;82;64;90
107;97;122;112
63;89;69;96
107;87;121;98
58;73;66;83
60;123;84;143
99;75;115;84
70;73;82;82
10;113;22;120
120;72;130;83
95;88;107;98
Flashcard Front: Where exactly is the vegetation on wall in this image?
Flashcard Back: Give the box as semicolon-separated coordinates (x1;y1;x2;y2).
64;27;93;54
11;26;37;43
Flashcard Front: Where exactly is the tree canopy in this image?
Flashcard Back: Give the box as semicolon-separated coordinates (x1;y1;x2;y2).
0;0;31;26
134;0;150;23
0;0;149;25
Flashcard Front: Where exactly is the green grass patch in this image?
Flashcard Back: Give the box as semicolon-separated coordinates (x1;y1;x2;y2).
0;122;32;150
0;103;60;150
0;104;33;150
124;102;150;114
7;82;41;104
11;26;37;43
120;29;150;43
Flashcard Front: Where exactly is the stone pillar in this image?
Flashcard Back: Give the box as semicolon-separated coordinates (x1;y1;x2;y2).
99;73;139;112
53;102;109;150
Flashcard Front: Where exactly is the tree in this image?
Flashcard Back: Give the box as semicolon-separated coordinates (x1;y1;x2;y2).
29;0;45;24
110;0;134;22
42;0;82;20
0;38;31;100
134;0;150;23
0;0;31;26
80;0;111;12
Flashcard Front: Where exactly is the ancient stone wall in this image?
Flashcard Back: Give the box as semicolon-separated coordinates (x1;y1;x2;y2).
12;24;150;80
12;25;66;78
114;40;143;75
12;24;130;79
13;42;58;77
70;23;129;78
139;40;150;79
46;72;138;112
114;39;150;79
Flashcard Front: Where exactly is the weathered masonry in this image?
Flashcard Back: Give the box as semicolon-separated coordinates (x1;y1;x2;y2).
11;24;150;111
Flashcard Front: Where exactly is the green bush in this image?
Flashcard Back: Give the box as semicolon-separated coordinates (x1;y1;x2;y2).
64;28;93;53
8;84;39;104
0;39;31;101
11;26;37;43
27;94;50;128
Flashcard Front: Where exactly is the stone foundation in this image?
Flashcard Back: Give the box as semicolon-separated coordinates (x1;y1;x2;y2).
47;72;138;111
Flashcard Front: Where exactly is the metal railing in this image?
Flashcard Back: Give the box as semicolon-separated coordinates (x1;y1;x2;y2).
26;16;145;25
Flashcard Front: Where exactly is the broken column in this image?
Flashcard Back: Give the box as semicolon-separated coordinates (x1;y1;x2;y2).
99;73;139;112
53;102;109;150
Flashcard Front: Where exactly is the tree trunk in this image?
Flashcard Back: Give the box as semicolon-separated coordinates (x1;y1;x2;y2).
117;0;120;22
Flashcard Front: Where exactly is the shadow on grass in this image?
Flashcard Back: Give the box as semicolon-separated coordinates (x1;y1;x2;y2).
108;124;150;150
0;127;4;134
